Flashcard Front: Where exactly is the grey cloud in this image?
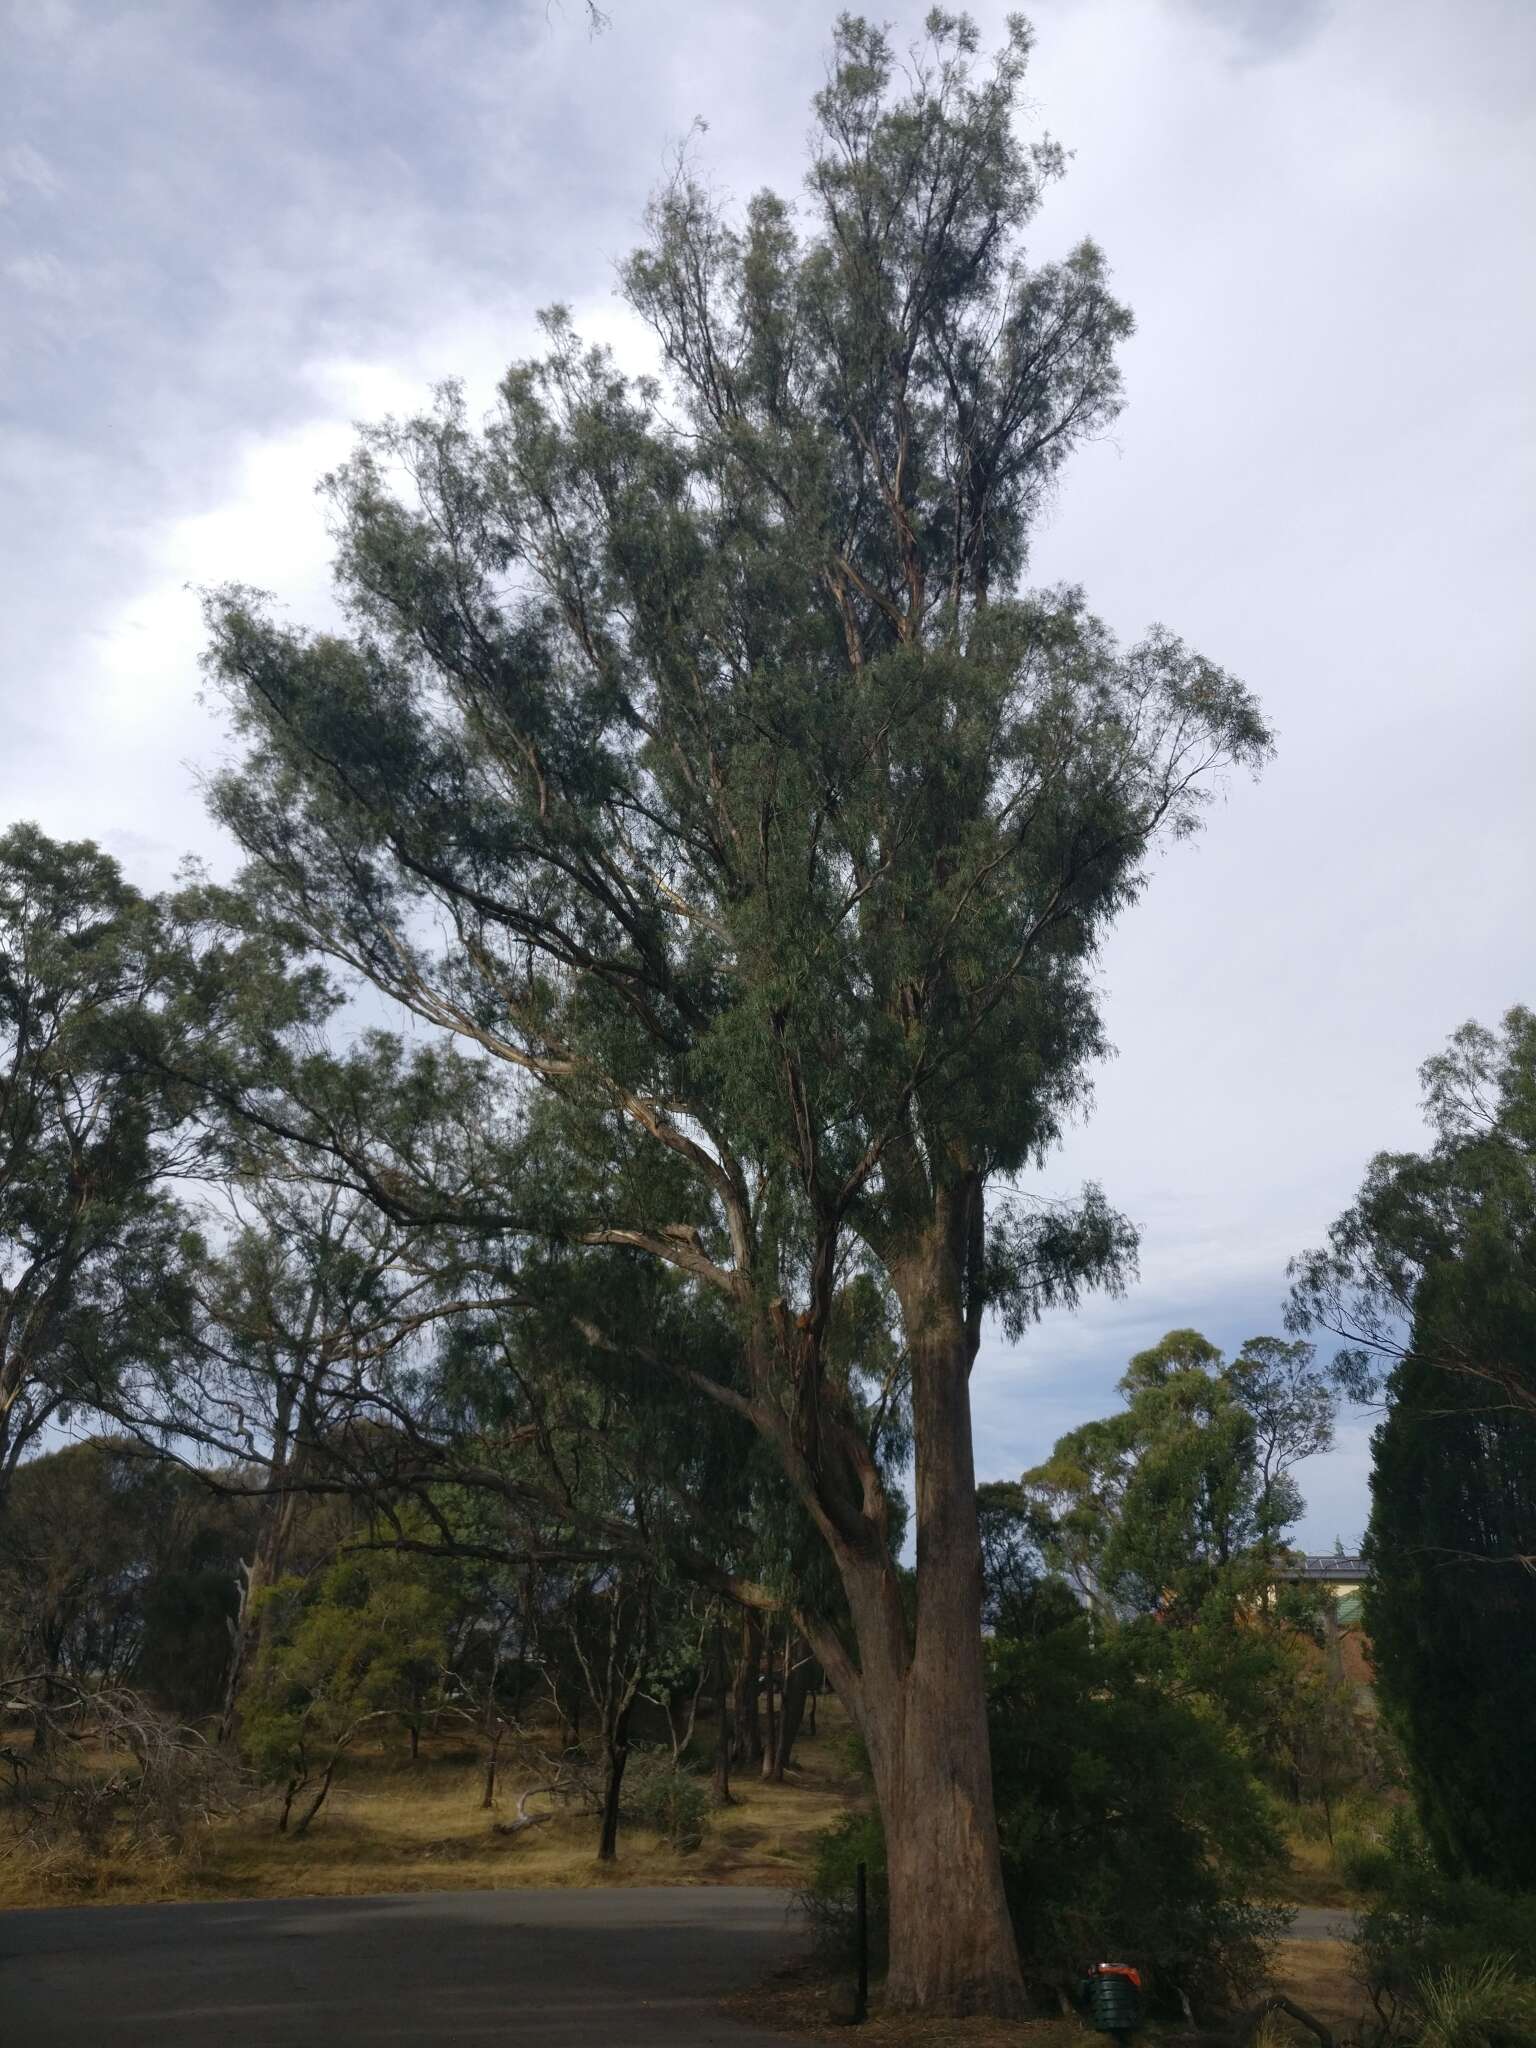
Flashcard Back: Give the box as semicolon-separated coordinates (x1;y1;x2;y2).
3;0;1532;1543
1179;0;1334;63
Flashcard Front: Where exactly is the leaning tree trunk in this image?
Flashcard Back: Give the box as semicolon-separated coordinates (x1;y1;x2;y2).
218;1466;304;1746
807;1272;1027;2019
291;1758;338;1838
217;1560;258;1746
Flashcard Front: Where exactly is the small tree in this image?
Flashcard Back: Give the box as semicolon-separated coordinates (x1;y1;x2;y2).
539;1561;655;1862
0;1438;254;1734
976;1479;1078;1640
240;1549;449;1834
1274;1665;1372;1841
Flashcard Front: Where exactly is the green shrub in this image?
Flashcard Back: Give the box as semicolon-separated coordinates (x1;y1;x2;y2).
624;1758;709;1852
989;1623;1290;2013
1337;1826;1396;1894
1353;1816;1536;2039
802;1622;1291;2014
799;1808;886;1967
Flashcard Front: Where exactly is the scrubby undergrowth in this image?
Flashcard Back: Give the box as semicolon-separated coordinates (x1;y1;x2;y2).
0;1705;863;1910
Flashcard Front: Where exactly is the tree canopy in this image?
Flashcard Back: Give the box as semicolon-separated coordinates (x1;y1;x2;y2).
1022;1327;1334;1621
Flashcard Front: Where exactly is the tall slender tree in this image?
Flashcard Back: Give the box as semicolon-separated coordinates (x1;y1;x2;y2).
200;15;1267;2012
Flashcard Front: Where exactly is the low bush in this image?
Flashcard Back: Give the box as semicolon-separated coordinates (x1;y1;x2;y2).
623;1755;709;1852
1337;1827;1397;1895
1352;1815;1536;2043
799;1808;886;1968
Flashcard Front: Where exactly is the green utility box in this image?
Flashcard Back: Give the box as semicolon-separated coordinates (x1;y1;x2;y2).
1082;1962;1144;2044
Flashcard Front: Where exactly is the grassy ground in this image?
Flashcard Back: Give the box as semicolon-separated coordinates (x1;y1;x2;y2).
0;1706;865;1912
1282;1829;1364;1911
1269;1940;1362;2036
729;1947;1367;2046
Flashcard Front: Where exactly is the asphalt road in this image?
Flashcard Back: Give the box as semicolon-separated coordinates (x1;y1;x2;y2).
0;1885;811;2046
1286;1907;1357;1943
0;1886;1357;2044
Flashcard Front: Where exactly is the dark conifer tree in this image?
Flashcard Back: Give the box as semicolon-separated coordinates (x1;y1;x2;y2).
1294;1007;1536;1889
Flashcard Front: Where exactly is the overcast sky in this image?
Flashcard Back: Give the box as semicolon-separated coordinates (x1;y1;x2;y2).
4;0;1533;1547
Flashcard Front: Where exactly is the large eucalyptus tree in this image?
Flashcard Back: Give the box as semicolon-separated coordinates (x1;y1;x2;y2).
202;15;1268;2012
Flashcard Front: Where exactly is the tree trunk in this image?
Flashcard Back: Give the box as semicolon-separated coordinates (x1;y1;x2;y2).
761;1617;779;1780
220;1391;310;1747
766;1635;812;1782
664;1662;706;1766
597;1701;632;1862
711;1617;734;1807
481;1723;504;1811
217;1561;257;1747
277;1770;306;1833
732;1613;763;1764
292;1758;337;1837
810;1276;1026;2019
408;1720;420;1763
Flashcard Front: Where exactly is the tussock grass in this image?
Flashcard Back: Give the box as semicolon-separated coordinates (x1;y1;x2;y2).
1418;1958;1536;2048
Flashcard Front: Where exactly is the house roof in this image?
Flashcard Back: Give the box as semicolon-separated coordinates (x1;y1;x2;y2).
1277;1554;1368;1583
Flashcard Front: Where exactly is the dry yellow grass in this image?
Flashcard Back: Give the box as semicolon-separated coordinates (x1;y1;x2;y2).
1281;1828;1362;1911
0;1706;865;1912
1268;1939;1366;2036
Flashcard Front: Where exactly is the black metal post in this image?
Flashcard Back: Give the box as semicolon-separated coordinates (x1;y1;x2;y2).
854;1859;868;2024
